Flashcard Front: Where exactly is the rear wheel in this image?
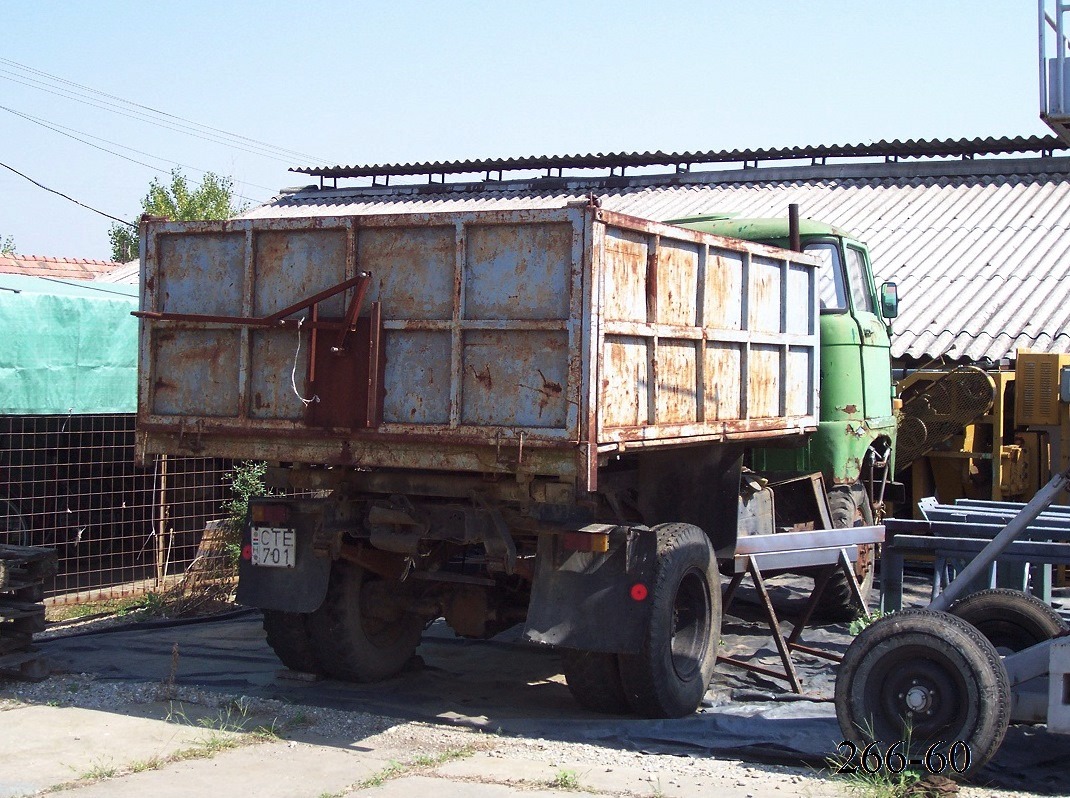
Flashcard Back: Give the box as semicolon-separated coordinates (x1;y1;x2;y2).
836;609;1009;777
949;588;1068;654
618;523;720;718
561;650;630;714
262;609;321;673
307;561;424;682
812;483;875;622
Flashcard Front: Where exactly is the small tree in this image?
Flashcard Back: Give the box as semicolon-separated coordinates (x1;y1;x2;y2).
109;169;246;262
1;234;15;255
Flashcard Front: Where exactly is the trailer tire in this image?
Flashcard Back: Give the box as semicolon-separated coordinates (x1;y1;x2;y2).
949;588;1068;654
307;561;423;682
812;483;875;622
836;609;1009;777
618;523;720;718
262;610;321;673
561;650;630;714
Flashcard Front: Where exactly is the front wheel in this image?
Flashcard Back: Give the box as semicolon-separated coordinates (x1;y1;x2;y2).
618;523;721;718
812;483;875;622
306;561;424;682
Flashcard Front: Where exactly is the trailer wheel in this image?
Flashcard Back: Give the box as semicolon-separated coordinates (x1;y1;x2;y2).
812;483;875;622
561;650;630;714
618;523;720;718
307;561;423;682
836;609;1009;776
949;588;1068;654
262;609;321;673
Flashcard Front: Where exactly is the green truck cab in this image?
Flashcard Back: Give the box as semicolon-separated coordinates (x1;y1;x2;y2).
667;215;899;518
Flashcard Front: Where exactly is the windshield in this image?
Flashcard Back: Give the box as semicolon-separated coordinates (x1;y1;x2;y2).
804;242;847;311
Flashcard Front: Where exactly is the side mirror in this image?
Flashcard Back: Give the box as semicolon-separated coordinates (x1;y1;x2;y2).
880;281;899;319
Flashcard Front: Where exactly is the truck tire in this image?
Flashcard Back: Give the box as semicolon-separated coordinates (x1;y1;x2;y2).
561;650;629;714
307;561;423;682
836;609;1009;777
262;609;321;673
949;588;1068;654
618;523;720;718
812;483;875;622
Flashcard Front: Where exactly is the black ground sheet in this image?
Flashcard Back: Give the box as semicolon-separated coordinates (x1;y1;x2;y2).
39;576;1070;794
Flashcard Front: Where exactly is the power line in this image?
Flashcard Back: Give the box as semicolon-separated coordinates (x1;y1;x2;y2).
0;160;136;228
0;103;273;203
0;57;328;164
0;70;304;165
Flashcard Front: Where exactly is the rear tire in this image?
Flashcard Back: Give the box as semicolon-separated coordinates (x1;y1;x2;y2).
307;561;424;682
812;483;875;622
262;609;321;673
618;523;720;718
562;650;630;714
949;588;1068;654
836;609;1009;776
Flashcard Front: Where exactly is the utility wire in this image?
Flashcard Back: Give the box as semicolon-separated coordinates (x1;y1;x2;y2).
0;160;136;228
0;70;303;165
0;57;327;164
0;104;273;203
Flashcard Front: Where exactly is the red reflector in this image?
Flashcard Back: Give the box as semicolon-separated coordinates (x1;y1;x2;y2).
241;544;252;561
252;503;290;525
630;583;648;601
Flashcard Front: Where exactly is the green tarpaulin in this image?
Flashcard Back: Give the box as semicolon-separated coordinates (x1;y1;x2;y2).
0;275;138;414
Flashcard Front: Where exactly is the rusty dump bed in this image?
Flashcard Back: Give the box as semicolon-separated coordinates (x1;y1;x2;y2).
136;206;818;493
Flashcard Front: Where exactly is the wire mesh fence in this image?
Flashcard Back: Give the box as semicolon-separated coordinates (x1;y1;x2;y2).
0;414;235;604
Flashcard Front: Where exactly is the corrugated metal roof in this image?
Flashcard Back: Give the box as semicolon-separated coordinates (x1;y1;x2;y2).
244;154;1070;364
292;135;1068;180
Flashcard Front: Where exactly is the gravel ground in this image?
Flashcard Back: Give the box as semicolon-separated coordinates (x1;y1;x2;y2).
0;661;1059;798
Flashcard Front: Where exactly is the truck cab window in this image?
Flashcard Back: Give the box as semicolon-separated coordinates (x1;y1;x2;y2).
804;242;848;311
844;246;874;313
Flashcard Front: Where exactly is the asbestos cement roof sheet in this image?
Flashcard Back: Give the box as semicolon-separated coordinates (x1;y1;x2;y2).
243;156;1070;364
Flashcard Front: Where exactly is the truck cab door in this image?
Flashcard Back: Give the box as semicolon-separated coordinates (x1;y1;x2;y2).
842;244;892;421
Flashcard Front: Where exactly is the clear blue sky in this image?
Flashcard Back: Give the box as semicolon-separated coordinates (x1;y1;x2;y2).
0;1;1050;260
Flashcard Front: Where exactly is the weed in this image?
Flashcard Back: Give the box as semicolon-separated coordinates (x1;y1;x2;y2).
548;769;582;790
410;744;476;768
79;759;118;780
829;721;925;798
128;756;165;773
849;610;887;636
356;760;406;789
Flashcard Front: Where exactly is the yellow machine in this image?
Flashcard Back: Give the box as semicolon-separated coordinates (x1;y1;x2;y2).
896;351;1070;584
896;352;1070;507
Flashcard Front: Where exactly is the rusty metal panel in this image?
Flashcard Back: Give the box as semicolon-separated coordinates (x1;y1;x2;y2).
602;228;648;322
382;330;452;424
157;233;245;316
253;229;347;318
705;342;743;420
359;225;454;320
460;330;570;428
139;208;818;491
151;329;241;417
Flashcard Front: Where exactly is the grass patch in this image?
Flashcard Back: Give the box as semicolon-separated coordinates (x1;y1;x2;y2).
356;760;407;789
547;768;582;790
78;759;118;780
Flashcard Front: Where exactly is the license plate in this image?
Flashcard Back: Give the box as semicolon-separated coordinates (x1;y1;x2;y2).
250;527;296;568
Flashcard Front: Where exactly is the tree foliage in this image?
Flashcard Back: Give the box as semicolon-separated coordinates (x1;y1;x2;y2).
109;169;247;262
1;234;15;255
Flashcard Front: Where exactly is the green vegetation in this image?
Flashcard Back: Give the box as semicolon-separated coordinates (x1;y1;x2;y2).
547;768;582;790
108;168;247;261
849;609;887;636
1;234;15;255
222;460;270;565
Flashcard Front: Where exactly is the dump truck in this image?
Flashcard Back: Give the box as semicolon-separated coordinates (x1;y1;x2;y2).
135;202;896;717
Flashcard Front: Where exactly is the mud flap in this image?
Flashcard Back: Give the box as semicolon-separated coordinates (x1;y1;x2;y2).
523;526;656;653
235;525;332;613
